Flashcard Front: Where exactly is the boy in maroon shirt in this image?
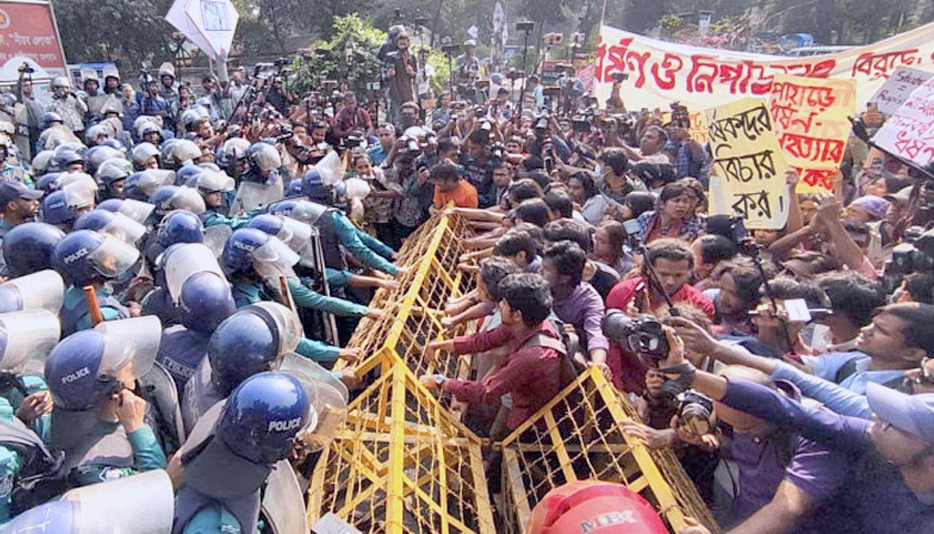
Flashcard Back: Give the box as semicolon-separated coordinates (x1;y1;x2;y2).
420;273;562;433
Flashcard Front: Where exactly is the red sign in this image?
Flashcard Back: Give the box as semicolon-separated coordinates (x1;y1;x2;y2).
0;1;66;70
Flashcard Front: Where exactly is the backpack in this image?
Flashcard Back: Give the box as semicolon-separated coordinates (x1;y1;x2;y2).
834;356;906;391
0;419;69;515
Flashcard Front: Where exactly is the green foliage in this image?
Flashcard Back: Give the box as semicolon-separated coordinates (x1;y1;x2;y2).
54;0;175;66
286;14;386;96
425;50;452;95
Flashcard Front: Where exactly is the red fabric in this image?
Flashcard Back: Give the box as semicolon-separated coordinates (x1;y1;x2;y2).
444;322;561;429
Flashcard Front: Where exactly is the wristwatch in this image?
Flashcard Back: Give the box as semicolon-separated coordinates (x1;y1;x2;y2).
434;374;446;386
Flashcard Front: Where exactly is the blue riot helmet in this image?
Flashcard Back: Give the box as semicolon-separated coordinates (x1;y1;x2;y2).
52;148;84;172
179;372;312;499
124;169;174;202
40;191;75;227
285;178;302;197
95;158;132;187
247;213;314;263
97;198;155;224
157;210;204;248
0;270;66;314
178;272;236;334
301;168;331;203
277;353;348;452
74;209;147;245
266;199;299;217
100;138;126;152
51;230;140;286
175;163;204;187
36;172;63;193
0;309;61;374
130;142;161;170
207;302;302;394
44;316;161;410
85;146;122;173
1;222;66;277
221;228;269;274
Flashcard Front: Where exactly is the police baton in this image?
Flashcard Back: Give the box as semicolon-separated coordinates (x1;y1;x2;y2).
278;275;298;316
83;286;104;326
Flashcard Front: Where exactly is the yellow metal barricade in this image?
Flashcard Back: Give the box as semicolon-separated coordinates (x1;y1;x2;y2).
499;366;719;533
309;211;718;534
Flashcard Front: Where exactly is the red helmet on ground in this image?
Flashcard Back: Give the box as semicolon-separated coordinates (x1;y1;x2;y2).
527;480;669;534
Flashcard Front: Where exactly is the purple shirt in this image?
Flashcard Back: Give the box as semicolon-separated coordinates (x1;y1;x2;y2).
551;283;609;352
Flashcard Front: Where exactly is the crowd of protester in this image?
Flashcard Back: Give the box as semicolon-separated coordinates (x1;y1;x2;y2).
0;21;931;533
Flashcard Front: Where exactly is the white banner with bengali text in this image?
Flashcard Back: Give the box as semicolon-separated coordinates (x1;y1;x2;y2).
594;23;934;113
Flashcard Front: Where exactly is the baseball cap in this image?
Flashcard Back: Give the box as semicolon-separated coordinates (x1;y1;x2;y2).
867;382;934;444
0;180;42;208
884;186;912;206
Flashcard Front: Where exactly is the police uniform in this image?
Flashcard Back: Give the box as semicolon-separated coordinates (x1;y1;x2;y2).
59;285;130;337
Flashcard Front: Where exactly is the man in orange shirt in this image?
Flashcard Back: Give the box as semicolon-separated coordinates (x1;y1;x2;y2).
431;161;479;209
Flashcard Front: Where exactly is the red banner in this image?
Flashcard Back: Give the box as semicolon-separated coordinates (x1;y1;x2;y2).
0;1;66;70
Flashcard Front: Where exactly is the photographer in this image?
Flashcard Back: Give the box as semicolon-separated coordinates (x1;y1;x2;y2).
463;130;497;207
620;124;670;165
605;238;714;392
15;64;43;157
655;323;934;534
331;93;373;141
385;31;417;127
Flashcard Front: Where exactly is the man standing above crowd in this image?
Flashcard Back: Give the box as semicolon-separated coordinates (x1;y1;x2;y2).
385;31;417;127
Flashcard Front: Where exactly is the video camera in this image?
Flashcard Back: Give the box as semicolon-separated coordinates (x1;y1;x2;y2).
399;135;421;157
610;72;629;83
602;310;669;367
882;226;934;293
17;63;34;75
490;142;506;161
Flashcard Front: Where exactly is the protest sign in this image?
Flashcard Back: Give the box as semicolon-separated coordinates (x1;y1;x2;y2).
594;22;934;112
873;78;934;167
769;75;855;193
870;67;933;115
166;0;239;60
705;98;789;230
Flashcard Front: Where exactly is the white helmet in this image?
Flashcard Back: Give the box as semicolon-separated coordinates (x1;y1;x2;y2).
173;139;203;165
51;76;71;90
132;143;161;168
31;150;55;175
248;143;281;173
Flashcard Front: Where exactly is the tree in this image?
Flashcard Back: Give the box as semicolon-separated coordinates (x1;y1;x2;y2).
287;15;386;96
53;0;175;67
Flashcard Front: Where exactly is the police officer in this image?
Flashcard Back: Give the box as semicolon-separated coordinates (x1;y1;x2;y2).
95;159;132;201
0;181;43;268
181;302;303;433
44;77;87;138
44;316;168;486
280;170;402;277
0;308;61;448
40;177;98;232
155;243;236;395
131;142;161;171
247;214;384;334
173;370;335;533
123;169;174;203
233;143;287;213
51;230;137;336
193;169;243;229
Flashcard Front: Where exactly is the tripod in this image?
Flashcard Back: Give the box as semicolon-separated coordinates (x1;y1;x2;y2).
515;23;534;120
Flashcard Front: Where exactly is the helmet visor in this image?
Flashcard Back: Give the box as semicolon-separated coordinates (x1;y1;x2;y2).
0;309;61;374
170;186;207;214
140;170;175;197
198;171;235;193
252;237;299;280
102;212;147;244
96;315;161;381
250;301;303;355
62;178;97;209
0;270;65;313
164;243;225;303
88;234;140;279
279;353;348;452
118;199;155;224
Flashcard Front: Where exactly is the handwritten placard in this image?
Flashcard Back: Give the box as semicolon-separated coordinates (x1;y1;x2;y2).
870;67;933;115
768;75;855;193
873;77;934;166
706;98;789;230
